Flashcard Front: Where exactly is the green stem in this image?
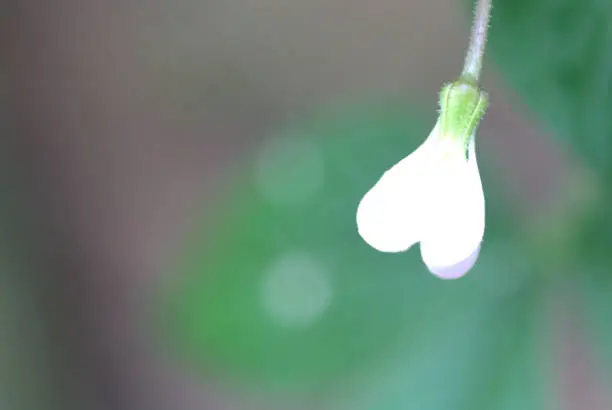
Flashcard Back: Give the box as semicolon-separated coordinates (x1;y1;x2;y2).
462;0;493;83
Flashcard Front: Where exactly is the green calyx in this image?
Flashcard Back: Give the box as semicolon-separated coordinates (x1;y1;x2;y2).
438;78;488;149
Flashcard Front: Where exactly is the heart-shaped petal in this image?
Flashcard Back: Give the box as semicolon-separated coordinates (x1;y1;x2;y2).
420;139;485;278
356;128;439;253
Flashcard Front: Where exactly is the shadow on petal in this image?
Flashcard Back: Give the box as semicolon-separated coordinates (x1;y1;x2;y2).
423;244;481;280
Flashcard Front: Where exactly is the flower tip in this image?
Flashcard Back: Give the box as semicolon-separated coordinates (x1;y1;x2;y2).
423;244;481;280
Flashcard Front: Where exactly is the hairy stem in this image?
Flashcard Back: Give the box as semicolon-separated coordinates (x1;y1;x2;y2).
462;0;492;83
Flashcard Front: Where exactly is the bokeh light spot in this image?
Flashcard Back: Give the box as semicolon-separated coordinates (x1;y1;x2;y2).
261;250;332;329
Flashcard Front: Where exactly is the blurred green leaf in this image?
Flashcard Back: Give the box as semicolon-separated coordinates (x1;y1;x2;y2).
582;270;612;387
329;285;553;410
553;186;612;387
164;98;545;405
484;0;612;394
484;0;612;173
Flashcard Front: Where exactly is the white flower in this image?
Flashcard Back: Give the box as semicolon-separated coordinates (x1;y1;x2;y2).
356;120;485;280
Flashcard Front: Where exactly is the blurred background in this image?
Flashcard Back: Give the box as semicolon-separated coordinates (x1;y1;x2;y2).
2;0;611;409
